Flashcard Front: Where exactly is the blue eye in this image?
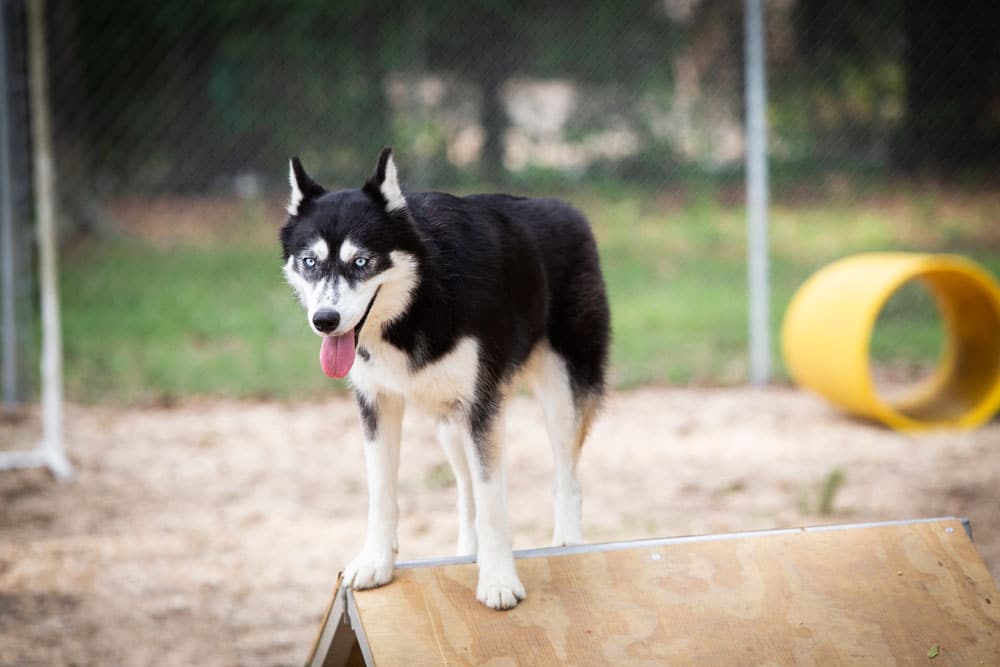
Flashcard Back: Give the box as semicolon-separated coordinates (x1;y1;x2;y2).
303;256;316;268
354;257;368;268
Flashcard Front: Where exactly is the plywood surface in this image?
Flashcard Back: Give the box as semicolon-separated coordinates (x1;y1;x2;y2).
351;520;1000;665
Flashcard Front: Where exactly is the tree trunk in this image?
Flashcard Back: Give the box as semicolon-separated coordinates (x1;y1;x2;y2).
474;8;514;185
479;63;506;185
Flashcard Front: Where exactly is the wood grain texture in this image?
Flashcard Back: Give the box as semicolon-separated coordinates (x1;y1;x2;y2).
351;520;1000;666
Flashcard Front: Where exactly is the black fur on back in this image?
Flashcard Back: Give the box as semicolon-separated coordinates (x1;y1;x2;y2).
401;192;609;401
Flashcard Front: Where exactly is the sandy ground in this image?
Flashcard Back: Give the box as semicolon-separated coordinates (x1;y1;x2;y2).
1;386;999;666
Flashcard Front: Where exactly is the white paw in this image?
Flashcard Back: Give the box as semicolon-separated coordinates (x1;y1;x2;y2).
343;551;395;590
476;570;526;610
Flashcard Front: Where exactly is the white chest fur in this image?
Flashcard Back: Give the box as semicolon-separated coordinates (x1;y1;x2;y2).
349;334;480;415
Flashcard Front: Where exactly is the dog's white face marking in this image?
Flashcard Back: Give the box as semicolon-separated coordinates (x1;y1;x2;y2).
339;238;361;263
282;254;310;301
283;250;340;335
380;154;406;212
310;238;329;262
283;239;419;337
287;160;304;216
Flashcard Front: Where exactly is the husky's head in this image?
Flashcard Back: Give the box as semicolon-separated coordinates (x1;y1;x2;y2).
280;148;422;378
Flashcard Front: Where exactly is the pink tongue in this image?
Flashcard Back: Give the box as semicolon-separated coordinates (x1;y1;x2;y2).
320;331;355;378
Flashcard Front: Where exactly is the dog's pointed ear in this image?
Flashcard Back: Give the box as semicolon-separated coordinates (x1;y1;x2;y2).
287;157;326;216
363;147;406;212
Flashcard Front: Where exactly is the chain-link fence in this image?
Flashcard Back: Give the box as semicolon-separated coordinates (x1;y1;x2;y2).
41;1;732;196
30;0;998;198
2;0;999;403
1;0;34;404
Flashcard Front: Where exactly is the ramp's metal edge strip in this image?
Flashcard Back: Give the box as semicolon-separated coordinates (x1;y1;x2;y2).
804;516;972;541
345;588;376;667
395;517;971;571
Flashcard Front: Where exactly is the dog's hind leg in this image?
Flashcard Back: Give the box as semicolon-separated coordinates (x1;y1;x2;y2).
461;397;525;610
532;347;590;547
343;391;404;590
437;417;477;556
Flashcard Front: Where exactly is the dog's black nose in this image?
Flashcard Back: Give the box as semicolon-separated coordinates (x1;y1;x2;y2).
312;309;340;333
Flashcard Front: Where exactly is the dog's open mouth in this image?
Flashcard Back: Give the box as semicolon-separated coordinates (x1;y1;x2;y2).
319;288;380;379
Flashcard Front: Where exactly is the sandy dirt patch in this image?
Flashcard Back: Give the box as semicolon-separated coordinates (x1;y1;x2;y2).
2;387;998;666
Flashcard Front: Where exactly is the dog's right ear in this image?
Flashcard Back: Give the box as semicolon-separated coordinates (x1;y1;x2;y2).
363;147;406;213
287;157;326;216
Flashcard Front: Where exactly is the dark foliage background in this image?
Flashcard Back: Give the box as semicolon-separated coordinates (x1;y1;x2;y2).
30;0;1000;200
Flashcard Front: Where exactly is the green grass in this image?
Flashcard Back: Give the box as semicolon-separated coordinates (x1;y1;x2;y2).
592;186;1000;388
61;239;328;402
56;183;1000;403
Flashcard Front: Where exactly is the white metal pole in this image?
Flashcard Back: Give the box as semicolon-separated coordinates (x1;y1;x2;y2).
1;0;18;408
743;0;771;385
28;0;71;478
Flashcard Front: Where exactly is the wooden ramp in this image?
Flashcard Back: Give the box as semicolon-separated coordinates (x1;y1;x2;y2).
308;518;1000;665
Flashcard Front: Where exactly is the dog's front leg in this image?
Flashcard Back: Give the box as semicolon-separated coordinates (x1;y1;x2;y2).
462;400;525;610
343;391;404;590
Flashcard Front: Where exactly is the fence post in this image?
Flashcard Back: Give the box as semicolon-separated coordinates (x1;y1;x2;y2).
744;0;771;385
28;0;71;478
1;0;18;408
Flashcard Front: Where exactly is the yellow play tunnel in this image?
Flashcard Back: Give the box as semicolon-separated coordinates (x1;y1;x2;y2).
782;253;1000;431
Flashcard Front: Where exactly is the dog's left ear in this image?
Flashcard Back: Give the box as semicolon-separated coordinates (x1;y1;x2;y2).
363;147;406;213
287;157;326;216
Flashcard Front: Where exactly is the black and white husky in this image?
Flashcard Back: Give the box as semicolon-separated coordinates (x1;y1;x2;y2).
280;148;610;610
